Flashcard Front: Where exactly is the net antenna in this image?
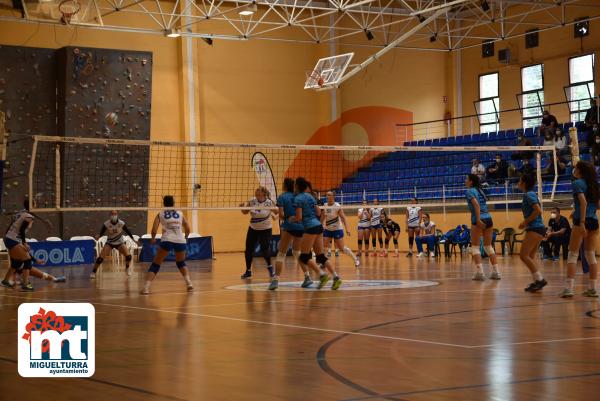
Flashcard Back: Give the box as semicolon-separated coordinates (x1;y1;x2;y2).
304;53;354;90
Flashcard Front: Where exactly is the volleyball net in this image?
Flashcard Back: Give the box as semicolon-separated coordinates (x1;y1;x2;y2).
28;135;560;212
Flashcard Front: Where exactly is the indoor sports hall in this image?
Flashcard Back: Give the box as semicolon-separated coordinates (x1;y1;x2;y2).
0;1;600;400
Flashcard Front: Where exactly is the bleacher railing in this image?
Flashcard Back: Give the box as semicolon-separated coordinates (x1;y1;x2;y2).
395;98;599;143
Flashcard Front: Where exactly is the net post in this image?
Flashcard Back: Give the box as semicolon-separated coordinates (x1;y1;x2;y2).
505;180;509;219
536;151;542;211
55;143;61;210
569;126;580;165
551;146;558;201
28;136;38;211
387;187;391;216
442;184;446;222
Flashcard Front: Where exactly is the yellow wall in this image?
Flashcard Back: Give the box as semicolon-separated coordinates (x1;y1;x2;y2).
3;17;600;252
458;18;600;133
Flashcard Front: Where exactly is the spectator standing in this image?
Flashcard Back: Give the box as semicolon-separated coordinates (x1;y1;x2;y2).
540;110;558;137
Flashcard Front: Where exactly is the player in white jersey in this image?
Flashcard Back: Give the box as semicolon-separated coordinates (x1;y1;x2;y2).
141;195;193;295
405;197;422;256
90;210;138;279
370;198;385;256
240;186;278;279
357;200;372;256
416;213;437;258
322;192;360;267
1;198;65;291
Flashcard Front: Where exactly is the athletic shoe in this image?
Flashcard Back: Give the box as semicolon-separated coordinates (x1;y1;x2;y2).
558;288;574;298
380;251;387;257
524;279;547;292
552;257;559;261
331;277;342;290
582;288;599;298
317;274;330;289
240;270;252;279
126;267;132;276
357;251;362;257
90;272;96;279
416;252;425;258
267;265;275;278
406;251;413;257
429;252;435;258
472;272;486;281
301;276;313;288
354;258;361;267
365;252;369;257
186;283;194;292
140;287;150;295
326;251;332;258
53;276;66;283
393;251;399;258
21;282;34;292
268;278;279;291
489;271;502;280
335;250;339;257
372;250;378;257
1;279;15;289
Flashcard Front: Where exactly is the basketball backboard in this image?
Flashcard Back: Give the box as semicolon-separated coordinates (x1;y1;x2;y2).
22;0;103;26
304;53;354;90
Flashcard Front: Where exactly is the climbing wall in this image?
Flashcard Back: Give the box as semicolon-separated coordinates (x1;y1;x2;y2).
57;46;151;239
0;45;152;240
0;45;60;240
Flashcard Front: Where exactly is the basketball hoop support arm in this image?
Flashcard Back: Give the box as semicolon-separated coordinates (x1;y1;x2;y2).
322;7;447;90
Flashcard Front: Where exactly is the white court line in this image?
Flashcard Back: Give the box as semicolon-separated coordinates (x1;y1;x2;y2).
472;336;600;348
2;291;599;349
0;292;469;349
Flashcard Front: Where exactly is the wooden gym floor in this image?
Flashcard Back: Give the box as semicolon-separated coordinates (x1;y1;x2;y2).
0;252;599;401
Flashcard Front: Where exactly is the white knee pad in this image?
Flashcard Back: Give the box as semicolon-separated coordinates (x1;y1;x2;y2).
483;245;495;256
585;251;597;264
567;251;579;264
276;252;287;263
471;247;481;256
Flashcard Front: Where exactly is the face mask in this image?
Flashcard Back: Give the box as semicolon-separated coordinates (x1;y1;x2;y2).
596;138;600;144
111;216;118;223
496;159;501;163
550;213;557;219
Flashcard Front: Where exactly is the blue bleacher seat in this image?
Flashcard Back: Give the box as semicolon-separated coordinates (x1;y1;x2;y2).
524;127;534;137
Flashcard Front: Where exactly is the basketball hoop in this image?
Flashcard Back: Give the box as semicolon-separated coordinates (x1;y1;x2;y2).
306;69;325;88
58;0;80;24
304;53;354;90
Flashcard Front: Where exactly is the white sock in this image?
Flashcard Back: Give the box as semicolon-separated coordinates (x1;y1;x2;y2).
582;273;590;286
184;275;192;285
492;265;499;273
476;264;483;274
320;269;326;276
566;278;575;290
304;271;310;277
333;272;339;278
533;271;543;281
343;246;357;260
144;280;151;289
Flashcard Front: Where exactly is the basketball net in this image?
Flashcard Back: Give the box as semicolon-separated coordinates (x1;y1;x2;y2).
58;0;80;24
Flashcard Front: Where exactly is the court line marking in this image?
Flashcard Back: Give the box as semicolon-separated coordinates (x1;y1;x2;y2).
2;291;600;349
0;292;468;349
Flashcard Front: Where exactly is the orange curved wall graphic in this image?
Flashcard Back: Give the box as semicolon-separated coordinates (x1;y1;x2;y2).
285;106;413;191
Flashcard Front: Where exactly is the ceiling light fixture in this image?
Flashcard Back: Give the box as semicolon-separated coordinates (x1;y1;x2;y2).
239;2;257;16
164;29;180;38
